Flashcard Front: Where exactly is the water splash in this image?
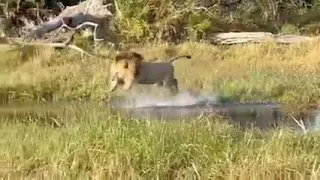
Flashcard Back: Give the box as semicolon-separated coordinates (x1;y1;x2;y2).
109;90;320;132
118;91;221;108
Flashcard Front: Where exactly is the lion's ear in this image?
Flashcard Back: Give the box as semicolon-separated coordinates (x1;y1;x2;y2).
115;51;130;62
114;55;122;63
131;52;144;61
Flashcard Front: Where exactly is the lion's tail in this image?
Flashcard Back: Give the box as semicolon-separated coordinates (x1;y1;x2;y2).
168;55;191;64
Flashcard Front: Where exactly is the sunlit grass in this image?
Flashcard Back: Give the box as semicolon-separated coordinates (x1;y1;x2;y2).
0;40;320;178
1;40;320;110
0;103;319;179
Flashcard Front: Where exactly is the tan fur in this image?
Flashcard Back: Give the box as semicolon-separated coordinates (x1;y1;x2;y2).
114;51;144;78
108;52;191;95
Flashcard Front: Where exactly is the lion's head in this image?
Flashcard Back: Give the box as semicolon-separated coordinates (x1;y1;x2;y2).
108;51;144;92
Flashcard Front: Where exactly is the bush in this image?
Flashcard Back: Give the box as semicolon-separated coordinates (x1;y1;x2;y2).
112;0;320;43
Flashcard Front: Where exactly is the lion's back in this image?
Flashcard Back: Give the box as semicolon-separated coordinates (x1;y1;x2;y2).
137;62;174;82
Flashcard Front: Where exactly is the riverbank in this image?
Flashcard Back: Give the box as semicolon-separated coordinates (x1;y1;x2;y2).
1;41;320;111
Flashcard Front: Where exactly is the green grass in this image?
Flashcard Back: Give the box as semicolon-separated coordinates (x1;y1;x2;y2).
0;103;319;179
1;40;320;111
1;39;320;178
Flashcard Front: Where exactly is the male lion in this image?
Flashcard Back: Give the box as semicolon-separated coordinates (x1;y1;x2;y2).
113;51;144;77
108;52;191;95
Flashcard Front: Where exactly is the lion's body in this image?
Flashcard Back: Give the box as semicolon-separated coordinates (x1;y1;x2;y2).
135;62;181;94
136;63;176;83
108;52;191;95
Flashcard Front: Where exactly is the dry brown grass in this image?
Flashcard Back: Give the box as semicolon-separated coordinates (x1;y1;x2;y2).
0;40;320;110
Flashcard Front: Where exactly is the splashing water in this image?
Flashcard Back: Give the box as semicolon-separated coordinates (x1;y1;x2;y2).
109;90;320;132
118;91;221;108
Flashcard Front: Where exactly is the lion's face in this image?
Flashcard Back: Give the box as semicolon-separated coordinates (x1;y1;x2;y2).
108;51;144;93
108;60;137;92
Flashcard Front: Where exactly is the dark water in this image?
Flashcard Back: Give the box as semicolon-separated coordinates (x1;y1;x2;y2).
0;96;319;131
107;92;320;131
116;102;300;130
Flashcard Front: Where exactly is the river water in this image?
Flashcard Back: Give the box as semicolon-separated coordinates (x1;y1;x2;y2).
0;91;319;132
109;91;320;131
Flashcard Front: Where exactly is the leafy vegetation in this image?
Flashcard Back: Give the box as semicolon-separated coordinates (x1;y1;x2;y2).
112;0;320;43
4;0;320;42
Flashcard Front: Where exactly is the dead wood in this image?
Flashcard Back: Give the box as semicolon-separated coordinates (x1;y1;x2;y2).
0;35;97;58
22;0;118;48
0;0;61;39
206;32;317;45
0;0;118;59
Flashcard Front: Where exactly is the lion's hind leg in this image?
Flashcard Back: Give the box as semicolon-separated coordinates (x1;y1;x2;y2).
170;78;179;95
164;78;179;96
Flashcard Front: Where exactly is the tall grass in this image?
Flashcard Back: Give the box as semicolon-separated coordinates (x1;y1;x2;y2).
0;103;319;179
1;40;320;111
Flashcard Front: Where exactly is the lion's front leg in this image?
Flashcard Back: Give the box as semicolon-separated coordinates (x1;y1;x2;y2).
123;76;134;90
107;81;118;93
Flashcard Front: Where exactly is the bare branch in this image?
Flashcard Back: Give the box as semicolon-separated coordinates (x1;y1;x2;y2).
57;2;65;11
60;20;104;41
3;0;118;54
102;3;113;9
64;31;76;45
24;12;112;42
1;36;97;58
206;32;317;45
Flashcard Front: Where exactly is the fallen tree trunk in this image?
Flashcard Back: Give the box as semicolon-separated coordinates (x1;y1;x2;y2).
24;12;110;41
21;0;118;49
0;0;119;60
206;32;317;45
